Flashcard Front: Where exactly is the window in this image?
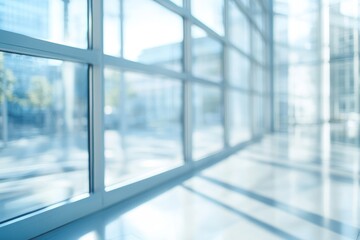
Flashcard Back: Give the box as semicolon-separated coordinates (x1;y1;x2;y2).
229;1;250;53
122;0;183;72
193;84;223;160
229;48;250;89
253;95;264;136
0;0;88;48
104;69;183;187
253;64;264;93
0;0;270;237
191;0;224;35
192;26;223;82
252;0;263;32
252;29;264;64
104;0;121;56
0;52;89;223
229;90;251;145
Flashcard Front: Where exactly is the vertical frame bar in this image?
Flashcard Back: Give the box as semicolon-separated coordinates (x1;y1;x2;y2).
269;0;275;132
353;0;360;119
223;0;230;148
320;0;330;124
91;0;105;194
183;0;193;163
249;20;255;137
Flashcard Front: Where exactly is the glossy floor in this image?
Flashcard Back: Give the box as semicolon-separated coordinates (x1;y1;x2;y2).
37;124;360;239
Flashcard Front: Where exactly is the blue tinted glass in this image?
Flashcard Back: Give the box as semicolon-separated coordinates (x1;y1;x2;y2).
193;84;224;160
0;0;88;48
0;52;89;222
104;69;183;186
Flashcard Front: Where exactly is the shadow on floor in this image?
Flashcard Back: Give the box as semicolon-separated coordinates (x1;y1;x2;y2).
199;174;360;239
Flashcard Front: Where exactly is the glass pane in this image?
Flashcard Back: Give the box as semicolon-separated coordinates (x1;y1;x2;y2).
330;15;354;57
0;0;88;48
252;0;263;32
274;14;288;44
104;0;122;56
273;0;321;129
288;65;319;124
191;0;224;35
229;48;250;89
330;60;356;121
263;68;270;94
274;1;288;14
193;84;223;160
253;64;264;93
253;29;264;63
264;96;271;131
288;14;320;50
192;26;223;82
104;69;183;187
253;95;264;136
123;0;183;72
0;52;89;223
229;1;250;53
229;90;251;145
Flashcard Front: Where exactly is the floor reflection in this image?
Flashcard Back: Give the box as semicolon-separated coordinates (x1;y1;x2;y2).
37;124;360;240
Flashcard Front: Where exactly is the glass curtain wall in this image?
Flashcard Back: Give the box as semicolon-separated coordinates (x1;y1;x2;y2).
273;0;322;129
329;0;359;121
103;0;271;181
0;0;270;237
274;0;360;143
0;0;90;224
328;0;360;145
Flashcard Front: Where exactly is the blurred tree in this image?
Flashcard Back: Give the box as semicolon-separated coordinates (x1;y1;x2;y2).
28;76;52;109
0;53;16;104
0;52;17;144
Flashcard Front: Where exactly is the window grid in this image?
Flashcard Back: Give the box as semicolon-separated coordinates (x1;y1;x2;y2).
0;0;271;238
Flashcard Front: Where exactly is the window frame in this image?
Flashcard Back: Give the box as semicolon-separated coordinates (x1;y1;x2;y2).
0;0;271;238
